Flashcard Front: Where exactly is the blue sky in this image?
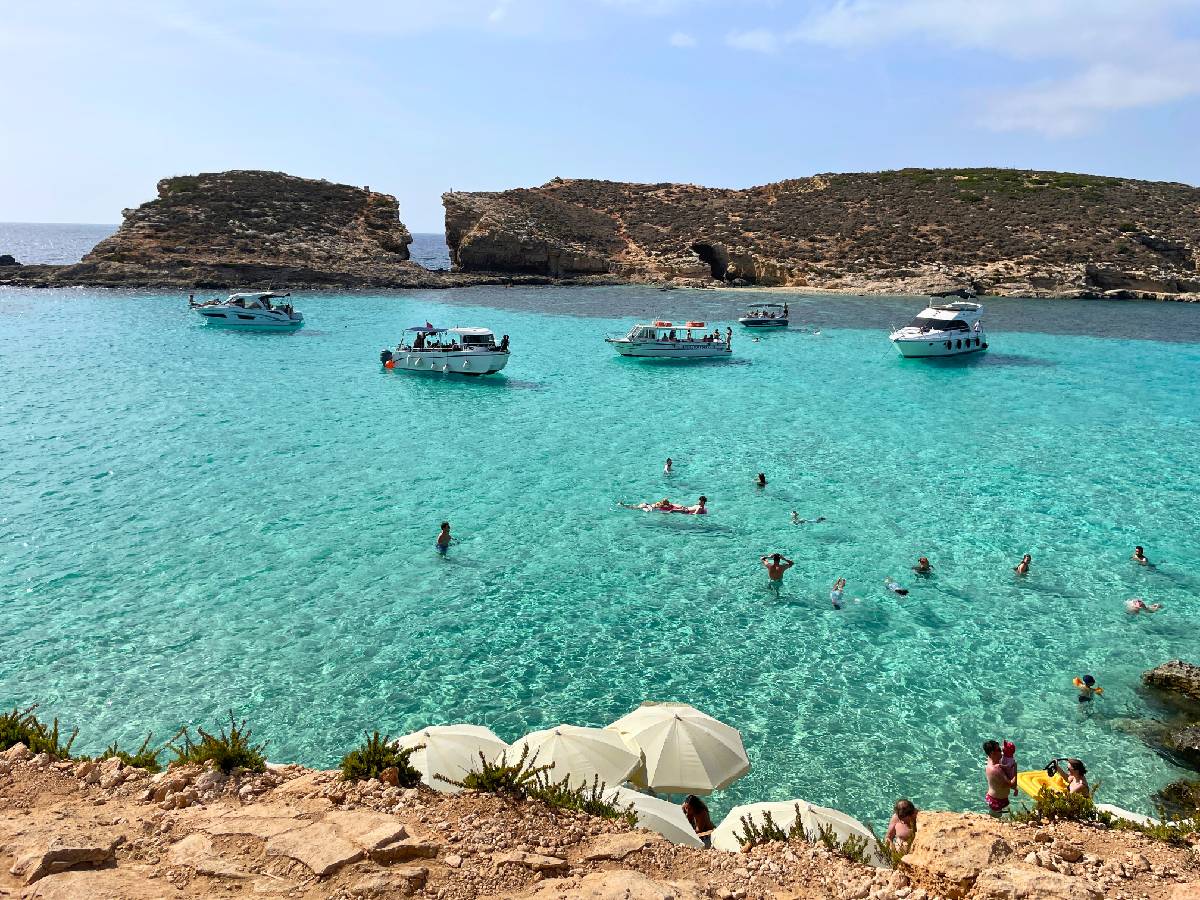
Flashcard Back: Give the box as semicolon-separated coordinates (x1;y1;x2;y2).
3;0;1198;230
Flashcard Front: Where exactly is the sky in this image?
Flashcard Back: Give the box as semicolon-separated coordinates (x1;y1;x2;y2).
2;0;1199;231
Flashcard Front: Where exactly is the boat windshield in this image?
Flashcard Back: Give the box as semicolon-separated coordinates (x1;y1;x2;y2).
458;333;495;347
906;316;970;331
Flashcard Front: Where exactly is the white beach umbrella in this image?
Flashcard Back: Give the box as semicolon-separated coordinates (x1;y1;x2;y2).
395;724;509;793
605;786;705;849
607;702;750;795
711;801;815;852
509;725;643;791
712;799;886;867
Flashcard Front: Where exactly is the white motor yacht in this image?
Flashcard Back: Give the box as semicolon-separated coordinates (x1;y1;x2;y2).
738;302;788;328
605;320;732;359
381;324;510;376
889;301;987;358
191;291;303;329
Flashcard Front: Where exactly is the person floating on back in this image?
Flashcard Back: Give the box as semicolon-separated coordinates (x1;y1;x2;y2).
436;521;452;556
761;553;793;583
1014;554;1032;575
1125;597;1162;614
884;577;909;596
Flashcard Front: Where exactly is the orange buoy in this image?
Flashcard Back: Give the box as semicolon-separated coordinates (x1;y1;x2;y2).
384;359;395;369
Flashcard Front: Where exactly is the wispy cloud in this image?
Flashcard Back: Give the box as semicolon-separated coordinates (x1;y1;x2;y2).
726;28;779;53
741;0;1200;135
668;31;697;47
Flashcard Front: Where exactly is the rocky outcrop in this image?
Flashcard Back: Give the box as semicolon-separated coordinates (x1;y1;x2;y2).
443;169;1200;299
0;254;19;267
1144;661;1200;704
0;171;590;291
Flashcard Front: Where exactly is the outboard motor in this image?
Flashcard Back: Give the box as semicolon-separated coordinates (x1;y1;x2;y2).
379;349;393;364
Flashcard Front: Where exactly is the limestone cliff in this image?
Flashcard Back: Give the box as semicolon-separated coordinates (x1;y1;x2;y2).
443;170;1200;299
0;171;566;290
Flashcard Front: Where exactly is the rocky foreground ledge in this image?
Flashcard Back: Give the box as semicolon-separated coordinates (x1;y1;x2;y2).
444;170;1200;300
1;744;1197;900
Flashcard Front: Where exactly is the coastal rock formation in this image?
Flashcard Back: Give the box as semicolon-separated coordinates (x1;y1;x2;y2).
0;254;18;266
3;756;1198;900
0;171;576;291
1144;660;1200;704
443;169;1200;299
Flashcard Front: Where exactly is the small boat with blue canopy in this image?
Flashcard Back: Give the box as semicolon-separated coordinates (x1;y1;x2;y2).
380;323;510;376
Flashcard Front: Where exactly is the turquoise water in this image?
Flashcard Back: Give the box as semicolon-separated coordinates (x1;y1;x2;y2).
2;286;1199;828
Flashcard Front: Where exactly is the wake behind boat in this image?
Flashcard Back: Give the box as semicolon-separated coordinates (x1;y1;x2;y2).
738;302;788;328
190;291;303;329
889;300;987;358
380;324;510;376
605;320;732;359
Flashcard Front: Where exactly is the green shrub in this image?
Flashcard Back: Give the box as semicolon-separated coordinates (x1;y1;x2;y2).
0;704;77;759
98;733;164;773
736;807;876;865
1111;807;1200;848
340;732;421;784
1012;784;1102;824
442;746;634;823
168;711;266;773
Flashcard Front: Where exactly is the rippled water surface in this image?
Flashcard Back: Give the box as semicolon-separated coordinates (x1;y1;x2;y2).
2;285;1198;826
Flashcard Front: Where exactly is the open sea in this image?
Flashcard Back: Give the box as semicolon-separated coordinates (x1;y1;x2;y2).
2;224;1199;828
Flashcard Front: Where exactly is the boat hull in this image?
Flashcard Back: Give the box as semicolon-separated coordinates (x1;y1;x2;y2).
738;318;788;328
195;308;303;329
891;337;987;358
386;350;510;375
607;340;731;359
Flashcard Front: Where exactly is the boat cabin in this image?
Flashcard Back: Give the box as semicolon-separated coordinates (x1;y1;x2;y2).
626;321;722;342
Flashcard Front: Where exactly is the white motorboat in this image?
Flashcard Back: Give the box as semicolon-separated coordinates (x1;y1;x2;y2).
889;301;987;358
738;302;788;328
605;320;732;359
190;291;303;329
381;324;510;376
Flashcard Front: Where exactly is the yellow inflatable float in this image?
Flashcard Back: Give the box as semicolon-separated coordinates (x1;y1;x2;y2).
1017;769;1067;797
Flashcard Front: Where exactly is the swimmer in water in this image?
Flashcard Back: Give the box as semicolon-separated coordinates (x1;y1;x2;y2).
1126;597;1163;614
1014;554;1032;575
791;510;800;525
884;577;909;596
830;577;846;609
913;556;932;575
1074;674;1103;703
1131;545;1149;566
761;553;793;583
756;473;767;488
436;521;451;556
683;495;708;514
664;457;673;475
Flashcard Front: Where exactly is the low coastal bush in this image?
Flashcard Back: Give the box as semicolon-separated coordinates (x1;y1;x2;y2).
0;704;77;759
340;731;421;784
736;806;876;866
1012;785;1103;824
1112;812;1200;848
97;733;164;773
168;711;266;773
444;747;635;824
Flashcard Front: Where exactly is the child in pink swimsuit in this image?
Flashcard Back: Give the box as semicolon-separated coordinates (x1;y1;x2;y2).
1001;741;1017;795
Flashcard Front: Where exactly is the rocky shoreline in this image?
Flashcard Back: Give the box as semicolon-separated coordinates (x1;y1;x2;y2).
3;168;1198;300
2;743;1197;900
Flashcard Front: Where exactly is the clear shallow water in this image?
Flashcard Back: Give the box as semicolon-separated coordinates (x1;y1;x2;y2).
1;286;1198;828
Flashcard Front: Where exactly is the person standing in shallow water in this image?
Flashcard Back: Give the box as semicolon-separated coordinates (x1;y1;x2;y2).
436;521;452;556
1132;545;1149;565
1014;554;1031;575
664;457;673;475
983;739;1015;816
761;553;793;584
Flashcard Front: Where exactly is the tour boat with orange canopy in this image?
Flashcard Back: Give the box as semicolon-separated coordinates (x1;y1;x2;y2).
605;320;732;359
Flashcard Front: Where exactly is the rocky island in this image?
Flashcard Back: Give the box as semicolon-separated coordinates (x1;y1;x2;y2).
444;169;1200;299
0;171;571;291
